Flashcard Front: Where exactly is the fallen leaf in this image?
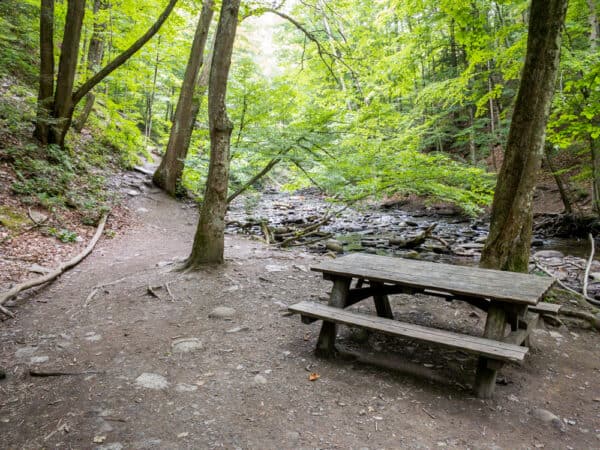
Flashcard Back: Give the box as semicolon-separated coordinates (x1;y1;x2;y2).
93;436;106;444
309;372;320;381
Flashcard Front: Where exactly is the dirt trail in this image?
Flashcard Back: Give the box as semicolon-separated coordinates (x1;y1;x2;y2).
1;176;599;449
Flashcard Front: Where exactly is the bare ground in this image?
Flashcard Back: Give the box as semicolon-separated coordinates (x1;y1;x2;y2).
1;184;599;449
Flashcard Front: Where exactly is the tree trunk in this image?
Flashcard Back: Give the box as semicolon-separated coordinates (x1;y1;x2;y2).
185;0;240;267
50;0;87;147
144;35;161;149
480;0;568;272
33;0;55;145
153;0;214;195
544;144;572;214
74;0;107;132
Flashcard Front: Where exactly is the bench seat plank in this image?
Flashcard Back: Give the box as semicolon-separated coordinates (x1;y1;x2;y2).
289;301;528;363
312;253;554;306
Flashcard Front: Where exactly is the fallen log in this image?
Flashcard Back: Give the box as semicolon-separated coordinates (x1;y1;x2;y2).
0;214;109;317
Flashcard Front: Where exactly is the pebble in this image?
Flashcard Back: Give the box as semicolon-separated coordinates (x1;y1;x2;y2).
209;307;236;320
265;264;286;272
171;338;203;353
96;444;124;450
548;331;563;339
226;326;248;333
286;431;300;441
135;373;169;390
85;333;102;342
175;383;198;393
253;374;267;385
534;250;564;259
30;356;49;364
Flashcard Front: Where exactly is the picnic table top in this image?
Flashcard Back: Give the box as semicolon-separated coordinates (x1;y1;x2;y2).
311;253;555;306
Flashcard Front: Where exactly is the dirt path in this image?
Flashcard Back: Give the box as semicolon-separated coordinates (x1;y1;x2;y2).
1;178;599;449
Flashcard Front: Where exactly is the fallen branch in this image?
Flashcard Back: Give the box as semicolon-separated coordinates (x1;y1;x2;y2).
165;281;175;302
533;258;600;307
0;214;108;316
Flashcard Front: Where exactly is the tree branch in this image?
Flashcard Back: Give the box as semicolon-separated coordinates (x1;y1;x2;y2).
72;0;178;106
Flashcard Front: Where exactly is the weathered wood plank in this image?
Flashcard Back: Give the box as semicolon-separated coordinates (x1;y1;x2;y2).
529;302;561;315
311;253;554;305
289;301;528;363
315;277;350;358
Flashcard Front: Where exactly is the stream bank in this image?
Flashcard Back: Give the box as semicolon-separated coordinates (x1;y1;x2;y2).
226;189;600;300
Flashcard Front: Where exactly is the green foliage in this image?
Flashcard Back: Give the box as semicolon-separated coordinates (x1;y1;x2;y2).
47;227;79;243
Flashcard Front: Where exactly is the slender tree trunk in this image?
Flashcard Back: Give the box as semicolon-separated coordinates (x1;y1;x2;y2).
74;0;107;131
480;0;568;272
34;0;55;145
153;0;214;195
544;144;572;214
185;0;240;267
49;0;87;147
144;35;161;149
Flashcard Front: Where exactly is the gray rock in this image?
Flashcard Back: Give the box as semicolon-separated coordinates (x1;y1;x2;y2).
15;346;38;359
226;326;249;333
28;264;52;274
96;444;124;450
265;264;286;272
286;431;300;441
171;338;203;353
253;374;267;385
325;239;344;253
30;356;49;364
531;408;564;431
209;306;236;320
135;373;169;390
175;383;198;393
126;189;140;196
534;250;564;259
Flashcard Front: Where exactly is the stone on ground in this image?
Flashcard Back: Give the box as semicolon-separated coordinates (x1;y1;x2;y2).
135;373;169;390
209;306;236;320
171;338;203;353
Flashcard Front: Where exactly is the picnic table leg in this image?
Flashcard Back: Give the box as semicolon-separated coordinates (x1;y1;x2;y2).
474;301;507;398
370;281;394;319
315;276;351;358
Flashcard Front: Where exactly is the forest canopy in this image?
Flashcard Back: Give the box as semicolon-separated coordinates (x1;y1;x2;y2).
0;0;598;216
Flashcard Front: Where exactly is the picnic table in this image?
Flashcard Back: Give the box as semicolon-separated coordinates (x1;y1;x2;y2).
289;253;556;398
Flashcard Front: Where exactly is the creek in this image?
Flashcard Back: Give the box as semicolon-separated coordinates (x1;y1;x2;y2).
226;189;600;298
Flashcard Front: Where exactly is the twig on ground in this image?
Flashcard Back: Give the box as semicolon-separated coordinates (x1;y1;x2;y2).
0;214;108;316
29;369;105;377
147;285;161;299
165;281;175;302
84;274;134;307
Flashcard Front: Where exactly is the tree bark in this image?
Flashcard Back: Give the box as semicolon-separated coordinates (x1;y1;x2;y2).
153;0;214;195
34;0;55;145
480;0;568;272
50;0;86;147
185;0;240;267
74;0;107;132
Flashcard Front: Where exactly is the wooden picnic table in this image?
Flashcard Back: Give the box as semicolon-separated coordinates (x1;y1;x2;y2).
289;253;556;398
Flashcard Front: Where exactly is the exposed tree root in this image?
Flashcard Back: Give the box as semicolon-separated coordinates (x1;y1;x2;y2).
0;214;108;317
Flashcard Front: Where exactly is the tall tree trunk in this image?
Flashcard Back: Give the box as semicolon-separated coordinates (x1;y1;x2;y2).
544;144;572;214
153;0;214;195
50;0;86;147
74;0;107;132
144;35;161;149
185;0;240;267
480;0;568;272
34;0;55;145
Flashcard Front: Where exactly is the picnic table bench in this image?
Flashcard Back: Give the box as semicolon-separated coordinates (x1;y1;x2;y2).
289;253;555;398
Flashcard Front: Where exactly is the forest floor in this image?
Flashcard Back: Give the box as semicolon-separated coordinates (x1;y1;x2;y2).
1;169;600;449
